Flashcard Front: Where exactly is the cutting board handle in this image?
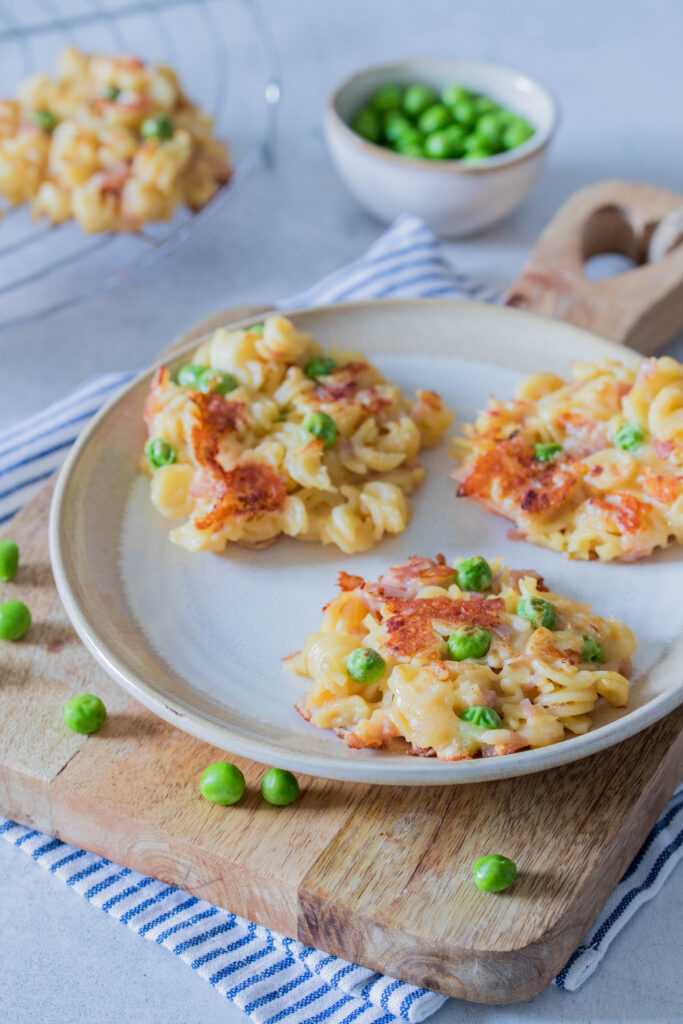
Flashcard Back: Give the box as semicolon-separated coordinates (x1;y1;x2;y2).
504;180;683;353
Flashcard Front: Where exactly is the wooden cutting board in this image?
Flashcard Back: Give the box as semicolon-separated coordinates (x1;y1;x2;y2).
2;181;683;1005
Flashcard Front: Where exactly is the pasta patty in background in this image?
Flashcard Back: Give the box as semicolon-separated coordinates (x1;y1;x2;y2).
0;47;231;233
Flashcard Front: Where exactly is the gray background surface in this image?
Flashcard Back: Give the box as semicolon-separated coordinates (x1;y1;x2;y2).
1;0;682;1021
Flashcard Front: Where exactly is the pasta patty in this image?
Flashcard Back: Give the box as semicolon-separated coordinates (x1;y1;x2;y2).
452;356;683;561
285;555;635;760
0;47;230;232
143;315;452;553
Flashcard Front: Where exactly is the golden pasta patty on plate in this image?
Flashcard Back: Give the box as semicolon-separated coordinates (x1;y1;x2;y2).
285;554;635;760
452;356;683;561
143;315;452;553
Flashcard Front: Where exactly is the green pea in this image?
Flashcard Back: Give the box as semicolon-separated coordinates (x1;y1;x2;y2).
383;113;414;143
0;600;31;641
200;762;246;805
516;596;557;630
451;98;477;128
345;647;386;684
140;114;174;141
301;412;337;449
103;84;120;101
145;437;176;469
495;107;518;126
371;84;403;112
424;124;466;159
456;556;493;592
394;128;423;153
581;635;605;663
463;132;494;154
417;103;451;135
447;628;492;661
32;109;57;132
502;118;534;150
305;356;338;381
423;131;449;159
473;854;517;893
351;107;381;143
459;705;502;729
614;421;644;452
462;149;490;162
473;96;499;116
533;442;563;462
261;767;299;806
248;322;264;334
176;363;207;388
198;369;238;395
396;140;425;158
441;84;472;108
475;112;504;148
403;83;437;117
63;693;106;734
462;143;493;162
0;539;19;581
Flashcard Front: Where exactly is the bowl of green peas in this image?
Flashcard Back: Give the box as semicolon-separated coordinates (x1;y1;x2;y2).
324;58;558;237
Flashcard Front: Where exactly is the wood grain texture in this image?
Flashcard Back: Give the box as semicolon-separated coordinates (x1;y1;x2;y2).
1;297;682;1003
505;180;683;353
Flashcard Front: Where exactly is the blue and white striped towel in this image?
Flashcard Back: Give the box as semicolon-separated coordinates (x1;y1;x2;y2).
1;215;682;1020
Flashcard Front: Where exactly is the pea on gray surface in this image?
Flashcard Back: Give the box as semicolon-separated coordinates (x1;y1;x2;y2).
0;539;19;581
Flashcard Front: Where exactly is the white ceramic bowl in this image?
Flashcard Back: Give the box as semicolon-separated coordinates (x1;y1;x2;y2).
324;58;559;237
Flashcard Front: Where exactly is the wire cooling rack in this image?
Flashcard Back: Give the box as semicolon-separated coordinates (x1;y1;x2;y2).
0;0;280;330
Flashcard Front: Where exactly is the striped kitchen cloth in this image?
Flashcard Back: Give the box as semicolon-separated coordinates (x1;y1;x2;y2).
1;214;682;1021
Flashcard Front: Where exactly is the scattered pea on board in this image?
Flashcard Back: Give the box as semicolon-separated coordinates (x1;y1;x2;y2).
473;854;517;892
63;693;107;734
0;599;31;640
349;81;534;161
261;768;299;806
200;762;246;805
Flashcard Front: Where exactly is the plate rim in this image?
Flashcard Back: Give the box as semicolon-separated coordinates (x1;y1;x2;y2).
49;298;681;785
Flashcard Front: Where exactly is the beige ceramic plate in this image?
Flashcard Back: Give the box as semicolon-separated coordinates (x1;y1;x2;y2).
50;300;683;785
